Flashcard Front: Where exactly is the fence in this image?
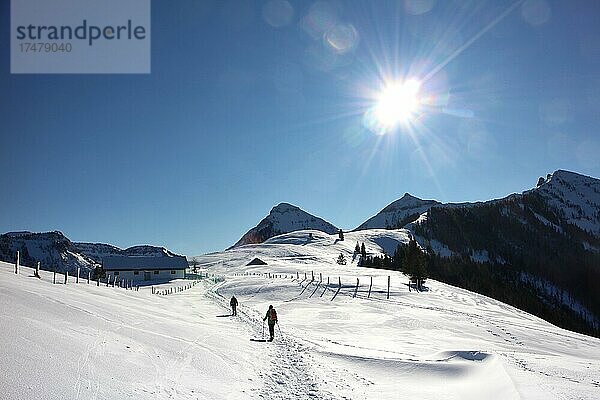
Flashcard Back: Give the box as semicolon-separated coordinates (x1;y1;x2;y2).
6;251;206;296
228;268;422;302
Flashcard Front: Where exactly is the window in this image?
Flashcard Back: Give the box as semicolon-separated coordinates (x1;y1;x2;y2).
114;271;120;276
171;270;176;274
154;270;159;275
133;271;139;275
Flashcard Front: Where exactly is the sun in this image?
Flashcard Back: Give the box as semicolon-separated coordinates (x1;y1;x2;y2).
374;79;422;128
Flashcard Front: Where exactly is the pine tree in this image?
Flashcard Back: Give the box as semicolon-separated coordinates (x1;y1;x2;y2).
361;243;366;258
403;238;428;290
338;229;344;241
336;253;347;265
355;242;361;254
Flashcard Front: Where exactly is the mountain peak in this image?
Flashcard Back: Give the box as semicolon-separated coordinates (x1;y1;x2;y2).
271;202;301;213
532;169;600;235
231;203;338;248
357;194;440;230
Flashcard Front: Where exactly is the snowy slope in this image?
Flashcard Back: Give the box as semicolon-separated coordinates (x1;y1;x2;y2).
232;203;339;248
357;193;440;230
3;228;600;400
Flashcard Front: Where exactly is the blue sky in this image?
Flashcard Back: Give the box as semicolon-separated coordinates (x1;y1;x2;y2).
1;0;600;255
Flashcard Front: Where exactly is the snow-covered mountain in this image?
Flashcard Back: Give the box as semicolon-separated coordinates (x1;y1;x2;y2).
356;193;440;230
0;231;183;273
0;231;97;273
232;202;339;248
74;242;179;263
533;169;600;236
410;169;600;336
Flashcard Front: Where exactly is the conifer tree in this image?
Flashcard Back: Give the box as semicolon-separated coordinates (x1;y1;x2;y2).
403;238;428;290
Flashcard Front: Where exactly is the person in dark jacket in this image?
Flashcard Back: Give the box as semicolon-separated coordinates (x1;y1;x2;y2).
263;305;278;341
230;295;239;316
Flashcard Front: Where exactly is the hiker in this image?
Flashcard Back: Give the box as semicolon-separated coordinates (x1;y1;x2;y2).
263;305;278;341
230;295;238;316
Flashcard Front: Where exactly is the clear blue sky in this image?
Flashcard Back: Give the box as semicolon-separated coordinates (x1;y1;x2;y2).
1;0;599;255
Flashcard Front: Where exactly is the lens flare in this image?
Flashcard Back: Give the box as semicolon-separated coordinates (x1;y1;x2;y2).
374;79;422;129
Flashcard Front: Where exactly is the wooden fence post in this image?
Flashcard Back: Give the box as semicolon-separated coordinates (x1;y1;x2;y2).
311;271;314;281
106;276;110;287
331;277;342;301
64;270;68;284
368;276;373;298
76;267;80;284
387;275;390;299
353;278;359;298
35;261;40;278
320;276;329;297
97;277;100;286
15;251;19;274
297;271;299;280
319;272;322;282
53;269;56;284
87;271;90;284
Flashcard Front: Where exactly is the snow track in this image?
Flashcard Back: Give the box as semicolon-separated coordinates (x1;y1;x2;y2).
208;280;340;400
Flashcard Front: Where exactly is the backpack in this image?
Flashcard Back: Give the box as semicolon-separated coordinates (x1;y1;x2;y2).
269;308;278;321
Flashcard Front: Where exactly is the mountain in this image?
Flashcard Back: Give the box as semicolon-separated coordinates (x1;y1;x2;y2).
232;202;338;248
0;231;97;273
409;169;600;336
74;242;179;263
356;193;440;230
0;231;183;273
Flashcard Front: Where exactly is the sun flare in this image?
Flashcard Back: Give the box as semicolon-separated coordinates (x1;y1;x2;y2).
374;79;422;128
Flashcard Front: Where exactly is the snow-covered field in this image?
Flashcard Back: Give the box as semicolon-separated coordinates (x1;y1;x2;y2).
1;229;599;399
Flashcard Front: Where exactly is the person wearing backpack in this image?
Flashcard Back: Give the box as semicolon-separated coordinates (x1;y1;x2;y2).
263;305;278;341
230;295;239;316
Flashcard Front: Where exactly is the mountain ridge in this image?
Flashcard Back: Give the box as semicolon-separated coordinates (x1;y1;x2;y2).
0;231;183;273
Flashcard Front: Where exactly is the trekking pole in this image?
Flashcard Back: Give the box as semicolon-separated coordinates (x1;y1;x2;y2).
276;322;284;339
262;321;265;339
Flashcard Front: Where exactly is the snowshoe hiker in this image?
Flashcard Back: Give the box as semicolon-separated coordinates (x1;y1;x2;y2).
230;295;238;316
263;305;278;341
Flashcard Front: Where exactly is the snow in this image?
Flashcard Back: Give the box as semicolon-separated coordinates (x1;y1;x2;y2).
532;212;564;233
2;228;600;399
233;203;338;247
470;249;490;263
519;272;599;329
533;170;600;235
357;193;440;230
